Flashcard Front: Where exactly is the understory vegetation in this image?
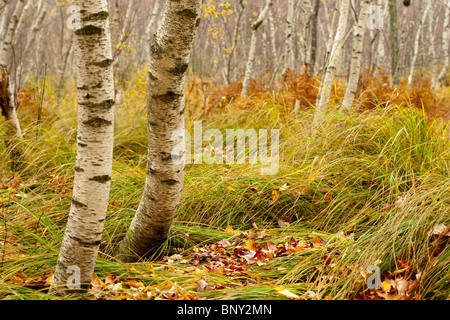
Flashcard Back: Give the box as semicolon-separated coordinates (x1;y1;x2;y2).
0;68;449;300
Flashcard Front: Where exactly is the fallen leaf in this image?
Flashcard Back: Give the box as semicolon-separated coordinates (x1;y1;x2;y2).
197;279;216;293
217;239;232;247
430;224;450;237
91;274;104;288
225;225;238;234
278;219;289;228
271;190;280;204
275;286;300;300
125;279;145;289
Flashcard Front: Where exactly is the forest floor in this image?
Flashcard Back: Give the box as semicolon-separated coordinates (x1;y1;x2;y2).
0;68;449;300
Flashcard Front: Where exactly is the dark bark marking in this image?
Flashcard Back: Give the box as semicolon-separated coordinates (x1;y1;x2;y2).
92;59;113;68
89;175;111;183
161;179;179;186
150;38;163;59
72;198;88;209
82;117;112;128
152;91;181;103
83;11;109;22
176;9;197;19
75;25;103;36
79;99;115;111
148;71;157;81
168;62;189;76
70;235;101;246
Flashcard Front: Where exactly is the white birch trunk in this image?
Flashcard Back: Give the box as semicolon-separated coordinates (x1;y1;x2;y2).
427;4;438;88
0;0;26;138
282;0;295;74
241;0;273;96
115;0;202;263
438;2;450;86
17;0;48;79
315;0;349;119
14;0;32;43
49;0;115;295
309;0;321;77
407;0;432;87
142;0;161;63
341;0;370;112
226;0;245;84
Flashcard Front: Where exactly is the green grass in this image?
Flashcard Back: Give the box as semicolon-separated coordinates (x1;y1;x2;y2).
0;75;448;300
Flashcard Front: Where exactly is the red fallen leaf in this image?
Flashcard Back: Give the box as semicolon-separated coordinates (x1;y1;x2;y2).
323;255;332;265
254;250;268;261
313;237;327;248
397;258;408;267
5;235;19;245
247;187;259;194
233;248;251;257
229;265;244;271
274;245;288;257
326;195;332;202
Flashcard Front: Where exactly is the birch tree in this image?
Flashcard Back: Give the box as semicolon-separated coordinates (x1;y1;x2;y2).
407;0;432;87
49;0;115;295
115;0;202;263
315;0;350;120
142;0;161;63
0;0;26;137
309;0;320;77
388;0;399;80
241;0;273;96
341;0;370;112
437;1;450;86
282;0;295;74
17;0;48;80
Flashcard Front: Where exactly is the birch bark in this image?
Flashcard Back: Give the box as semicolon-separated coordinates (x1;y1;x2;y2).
142;0;161;63
315;0;349;119
49;0;115;295
0;0;26;137
282;0;295;74
309;0;320;77
115;0;202;263
17;0;48;79
241;0;273;96
341;0;370;112
437;2;450;86
407;0;432;87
